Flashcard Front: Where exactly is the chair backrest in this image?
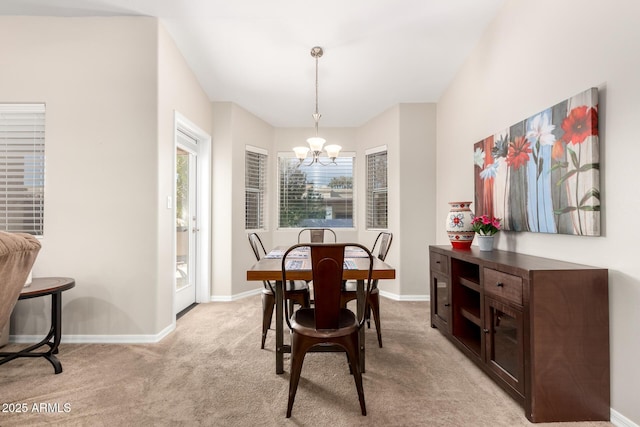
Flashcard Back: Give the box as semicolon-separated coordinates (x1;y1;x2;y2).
297;228;337;243
372;232;393;261
248;233;274;293
248;232;267;262
282;243;373;330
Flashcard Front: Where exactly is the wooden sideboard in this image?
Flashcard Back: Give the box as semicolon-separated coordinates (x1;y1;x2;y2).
429;245;609;423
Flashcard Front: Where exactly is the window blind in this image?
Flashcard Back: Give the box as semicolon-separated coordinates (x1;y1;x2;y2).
245;147;267;230
278;154;354;228
0;104;45;235
366;148;387;229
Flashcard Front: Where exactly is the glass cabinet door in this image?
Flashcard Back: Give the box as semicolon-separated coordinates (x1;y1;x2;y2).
484;297;524;395
432;272;450;329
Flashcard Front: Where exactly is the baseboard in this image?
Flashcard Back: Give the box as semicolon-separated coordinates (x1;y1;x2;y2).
379;290;430;302
9;322;176;345
210;287;262;302
611;408;639;427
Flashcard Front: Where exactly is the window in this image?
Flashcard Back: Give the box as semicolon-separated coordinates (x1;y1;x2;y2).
366;147;387;229
245;146;267;230
0;104;45;235
278;153;354;228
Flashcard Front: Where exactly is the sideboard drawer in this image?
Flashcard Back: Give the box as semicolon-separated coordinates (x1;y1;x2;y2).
484;268;523;306
430;252;449;275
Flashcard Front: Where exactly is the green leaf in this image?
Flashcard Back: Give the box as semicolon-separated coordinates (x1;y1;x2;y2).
554;206;577;214
579;188;600;206
537;157;544;179
550;161;569;172
578;163;600;172
556;169;577;185
568;147;579;168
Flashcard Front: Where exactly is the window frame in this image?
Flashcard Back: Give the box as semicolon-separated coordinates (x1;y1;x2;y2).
245;145;268;231
276;151;356;230
366;145;388;230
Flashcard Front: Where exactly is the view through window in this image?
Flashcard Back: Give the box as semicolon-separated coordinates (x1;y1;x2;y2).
0;104;45;236
278;155;354;228
366;148;388;229
245;146;267;230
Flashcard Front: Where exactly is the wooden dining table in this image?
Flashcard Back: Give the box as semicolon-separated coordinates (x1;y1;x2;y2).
246;245;396;374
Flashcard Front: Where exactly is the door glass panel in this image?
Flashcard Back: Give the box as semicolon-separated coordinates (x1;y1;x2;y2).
492;307;518;378
176;147;191;291
434;275;449;323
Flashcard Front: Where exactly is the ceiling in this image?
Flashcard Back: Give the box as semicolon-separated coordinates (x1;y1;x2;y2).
0;0;505;127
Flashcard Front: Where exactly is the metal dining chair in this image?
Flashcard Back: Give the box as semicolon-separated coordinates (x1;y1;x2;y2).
340;232;392;347
247;233;310;349
282;243;374;418
297;228;337;243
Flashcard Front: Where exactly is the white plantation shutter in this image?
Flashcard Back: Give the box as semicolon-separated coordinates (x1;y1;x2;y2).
0;104;45;235
245;146;267;230
366;147;387;229
278;153;354;228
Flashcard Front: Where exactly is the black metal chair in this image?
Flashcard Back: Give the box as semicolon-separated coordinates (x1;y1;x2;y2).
247;233;310;349
297;228;337;243
282;243;374;418
340;232;392;348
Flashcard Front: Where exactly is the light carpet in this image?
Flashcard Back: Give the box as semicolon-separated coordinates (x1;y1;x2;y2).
0;296;613;426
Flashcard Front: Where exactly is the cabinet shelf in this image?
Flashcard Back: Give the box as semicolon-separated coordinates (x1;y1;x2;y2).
460;306;481;326
458;276;480;292
455;323;481;357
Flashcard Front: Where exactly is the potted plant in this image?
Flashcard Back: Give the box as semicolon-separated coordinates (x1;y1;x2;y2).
471;215;501;251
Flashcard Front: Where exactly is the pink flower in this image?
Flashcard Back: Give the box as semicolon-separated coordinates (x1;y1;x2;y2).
471;215;502;236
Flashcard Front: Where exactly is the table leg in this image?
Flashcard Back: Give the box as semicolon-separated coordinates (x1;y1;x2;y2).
0;292;63;374
275;280;284;374
357;279;365;373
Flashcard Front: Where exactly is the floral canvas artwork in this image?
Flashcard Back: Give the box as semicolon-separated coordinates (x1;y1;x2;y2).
473;87;600;236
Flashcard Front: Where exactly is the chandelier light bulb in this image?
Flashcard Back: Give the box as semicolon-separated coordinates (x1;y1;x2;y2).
324;144;342;159
307;137;326;152
293;146;310;160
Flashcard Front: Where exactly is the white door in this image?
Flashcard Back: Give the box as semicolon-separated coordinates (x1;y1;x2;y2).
175;136;198;313
173;113;211;317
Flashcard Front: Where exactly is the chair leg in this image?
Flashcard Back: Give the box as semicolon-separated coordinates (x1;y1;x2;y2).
261;293;275;349
365;303;371;328
287;333;310;418
344;333;366;416
369;293;382;348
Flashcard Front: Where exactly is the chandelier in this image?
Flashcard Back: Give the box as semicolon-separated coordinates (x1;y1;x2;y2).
293;46;341;166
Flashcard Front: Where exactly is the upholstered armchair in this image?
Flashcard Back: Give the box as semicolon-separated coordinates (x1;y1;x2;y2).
0;231;41;344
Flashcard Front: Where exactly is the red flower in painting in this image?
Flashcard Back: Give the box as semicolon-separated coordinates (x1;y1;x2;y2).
506;136;532;170
561;106;598;145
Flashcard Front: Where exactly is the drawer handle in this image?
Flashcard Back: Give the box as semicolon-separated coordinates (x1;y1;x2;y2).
483;329;490;334
444;303;450;307
496;282;504;287
435;261;441;264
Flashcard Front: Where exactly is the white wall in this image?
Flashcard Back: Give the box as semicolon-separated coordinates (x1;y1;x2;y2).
230;105;275;297
436;0;640;423
3;17;213;340
357;107;401;295
357;104;436;298
211;102;275;299
3;17;160;337
398;104;436;297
